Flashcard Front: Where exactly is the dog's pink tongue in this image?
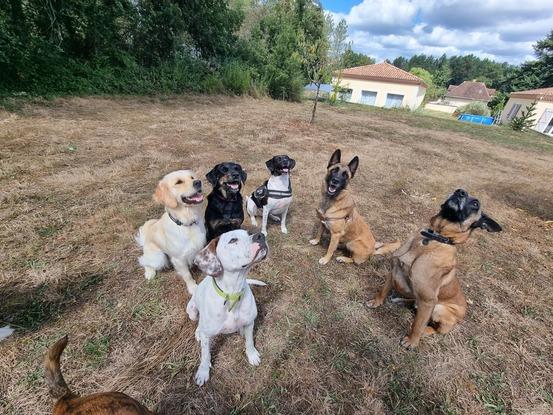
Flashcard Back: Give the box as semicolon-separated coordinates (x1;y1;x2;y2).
229;183;239;189
190;194;203;202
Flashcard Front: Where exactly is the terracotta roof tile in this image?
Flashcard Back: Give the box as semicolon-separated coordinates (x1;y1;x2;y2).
445;81;495;101
510;87;553;102
340;62;427;87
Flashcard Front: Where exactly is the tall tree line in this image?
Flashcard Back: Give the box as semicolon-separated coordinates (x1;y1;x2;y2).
0;0;327;100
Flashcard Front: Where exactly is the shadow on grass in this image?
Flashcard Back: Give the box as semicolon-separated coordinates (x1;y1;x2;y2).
0;272;105;332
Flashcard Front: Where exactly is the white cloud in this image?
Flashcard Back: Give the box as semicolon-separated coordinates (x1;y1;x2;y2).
331;0;553;64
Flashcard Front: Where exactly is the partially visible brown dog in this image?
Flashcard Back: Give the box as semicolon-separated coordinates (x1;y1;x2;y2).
368;189;502;349
309;149;400;265
45;336;155;415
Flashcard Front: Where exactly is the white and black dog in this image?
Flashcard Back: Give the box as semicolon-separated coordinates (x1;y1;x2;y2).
187;230;268;386
246;155;295;236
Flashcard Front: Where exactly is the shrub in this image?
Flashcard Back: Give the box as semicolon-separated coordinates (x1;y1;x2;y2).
454;102;491;117
510;101;537;131
221;61;251;95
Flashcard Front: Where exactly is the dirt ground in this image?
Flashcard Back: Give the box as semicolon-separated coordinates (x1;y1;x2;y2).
1;96;552;414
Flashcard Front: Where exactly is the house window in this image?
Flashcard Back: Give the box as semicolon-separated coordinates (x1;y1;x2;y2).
360;91;377;105
506;103;521;120
384;93;404;108
537;108;553;134
339;88;353;102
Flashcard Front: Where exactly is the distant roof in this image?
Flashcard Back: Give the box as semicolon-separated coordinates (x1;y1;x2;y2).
304;83;333;93
510;87;553;102
446;81;495;102
339;62;427;87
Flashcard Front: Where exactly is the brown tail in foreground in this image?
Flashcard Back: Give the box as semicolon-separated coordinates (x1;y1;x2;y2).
375;241;401;255
44;335;74;400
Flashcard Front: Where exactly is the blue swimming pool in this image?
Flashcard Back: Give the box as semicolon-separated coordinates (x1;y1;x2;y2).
457;113;495;125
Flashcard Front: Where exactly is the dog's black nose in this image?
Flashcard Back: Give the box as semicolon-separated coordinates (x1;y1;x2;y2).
193;180;202;191
456;189;467;198
252;232;265;242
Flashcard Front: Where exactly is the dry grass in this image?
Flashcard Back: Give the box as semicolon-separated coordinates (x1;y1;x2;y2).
1;95;552;415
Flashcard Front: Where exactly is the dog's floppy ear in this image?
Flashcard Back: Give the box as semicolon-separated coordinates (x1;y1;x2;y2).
472;213;502;233
328;149;341;168
289;158;296;170
153;181;178;209
206;164;220;186
265;157;276;174
238;164;247;184
347;156;359;178
194;238;223;276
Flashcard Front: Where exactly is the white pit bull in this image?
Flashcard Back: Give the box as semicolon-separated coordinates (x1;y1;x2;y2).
187;229;268;386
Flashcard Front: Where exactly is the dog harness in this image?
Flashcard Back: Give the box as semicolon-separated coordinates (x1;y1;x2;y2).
212;277;244;311
167;210;198;227
251;180;292;209
420;229;454;245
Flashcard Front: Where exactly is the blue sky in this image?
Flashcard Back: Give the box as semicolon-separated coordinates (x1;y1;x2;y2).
321;0;553;64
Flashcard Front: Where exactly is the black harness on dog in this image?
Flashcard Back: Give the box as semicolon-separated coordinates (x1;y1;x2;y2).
420;228;454;245
251;180;292;209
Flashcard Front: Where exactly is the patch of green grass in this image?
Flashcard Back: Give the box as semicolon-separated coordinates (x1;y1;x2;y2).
36;222;65;237
131;298;165;320
24;258;48;269
521;305;539;319
330;349;352;374
474;372;510;415
83;335;110;367
302;308;320;329
20;366;42;389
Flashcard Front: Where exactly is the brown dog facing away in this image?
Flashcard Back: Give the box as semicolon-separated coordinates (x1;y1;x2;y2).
309;149;400;265
368;189;502;349
45;336;156;415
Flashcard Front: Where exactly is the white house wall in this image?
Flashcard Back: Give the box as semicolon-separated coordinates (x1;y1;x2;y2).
334;77;426;110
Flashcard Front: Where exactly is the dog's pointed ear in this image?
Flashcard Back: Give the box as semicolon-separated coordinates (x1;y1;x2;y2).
265;157;276;174
472;213;502;232
194;238;223;276
238;165;247;184
206;165;219;186
328;149;341;168
348;156;359;178
289;158;296;170
153;181;178;209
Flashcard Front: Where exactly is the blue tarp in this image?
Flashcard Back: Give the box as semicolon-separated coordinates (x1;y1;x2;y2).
458;113;494;125
304;83;333;93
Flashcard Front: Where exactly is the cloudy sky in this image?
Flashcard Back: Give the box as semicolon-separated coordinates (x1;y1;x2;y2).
323;0;553;64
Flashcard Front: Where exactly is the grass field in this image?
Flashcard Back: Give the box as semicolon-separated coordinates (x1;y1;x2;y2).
1;96;552;414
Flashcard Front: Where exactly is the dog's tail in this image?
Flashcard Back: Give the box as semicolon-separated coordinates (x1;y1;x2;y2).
44;335;74;400
374;241;401;255
246;279;267;286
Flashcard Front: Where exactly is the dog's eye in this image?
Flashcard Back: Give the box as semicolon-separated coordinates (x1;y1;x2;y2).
228;238;238;244
472;200;480;209
342;172;348;178
175;180;183;185
221;166;228;173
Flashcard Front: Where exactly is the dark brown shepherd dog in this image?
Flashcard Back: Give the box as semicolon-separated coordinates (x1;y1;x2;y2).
368;189;502;349
309;149;400;265
45;336;155;415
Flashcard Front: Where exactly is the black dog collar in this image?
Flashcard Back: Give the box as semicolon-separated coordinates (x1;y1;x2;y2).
420;229;454;245
167;210;198;227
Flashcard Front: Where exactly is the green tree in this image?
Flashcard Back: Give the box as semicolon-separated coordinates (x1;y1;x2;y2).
343;48;375;68
510;101;537;131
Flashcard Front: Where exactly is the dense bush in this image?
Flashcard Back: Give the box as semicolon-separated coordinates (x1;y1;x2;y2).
454;102;491;117
0;0;325;102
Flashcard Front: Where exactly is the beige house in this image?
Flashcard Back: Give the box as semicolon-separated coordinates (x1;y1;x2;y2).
333;62;427;110
501;87;553;135
425;80;495;114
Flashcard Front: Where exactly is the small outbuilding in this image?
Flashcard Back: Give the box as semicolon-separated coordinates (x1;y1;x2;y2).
425;80;495;114
332;62;427;110
501;87;553;136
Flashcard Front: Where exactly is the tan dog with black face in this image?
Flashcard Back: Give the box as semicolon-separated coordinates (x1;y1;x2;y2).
309;149;400;265
45;336;155;415
368;189;502;349
136;170;206;294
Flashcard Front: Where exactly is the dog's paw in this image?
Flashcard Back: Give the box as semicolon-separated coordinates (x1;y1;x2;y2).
367;298;384;308
144;268;156;280
281;227;288;234
335;256;353;263
318;256;330;265
185;282;198;296
247;348;261;366
309;239;320;246
195;366;210;386
270;215;281;223
195;329;200;342
400;335;418;350
250;218;258;226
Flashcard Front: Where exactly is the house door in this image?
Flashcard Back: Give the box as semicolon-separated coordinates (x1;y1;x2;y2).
536;108;553;135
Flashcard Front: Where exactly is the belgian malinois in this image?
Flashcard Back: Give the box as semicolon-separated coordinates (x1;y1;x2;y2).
368;189;502;349
309;149;400;265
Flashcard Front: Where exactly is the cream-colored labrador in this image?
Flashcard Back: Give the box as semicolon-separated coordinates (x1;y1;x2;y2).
136;170;206;294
